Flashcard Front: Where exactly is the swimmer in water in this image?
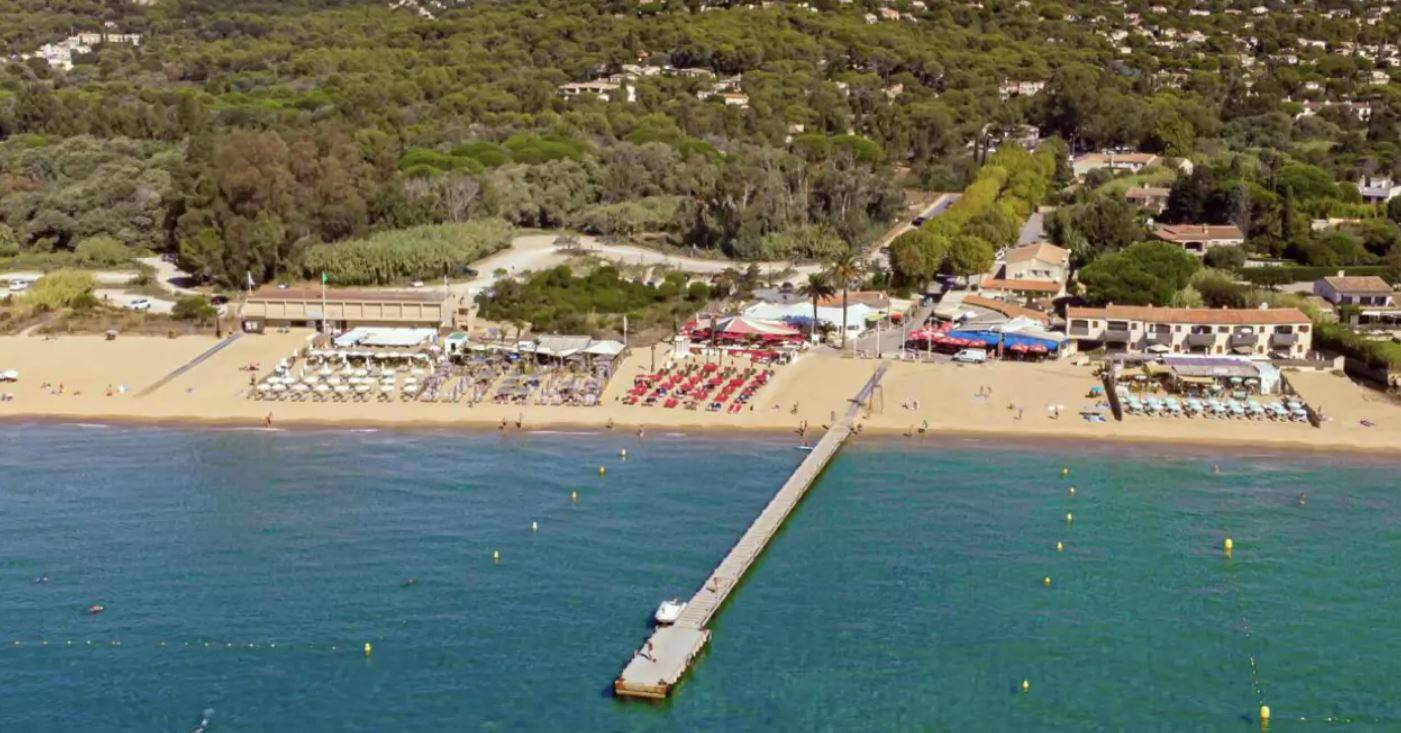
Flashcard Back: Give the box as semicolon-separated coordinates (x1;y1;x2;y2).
188;708;214;733
401;578;417;587
86;604;105;615
1297;492;1307;507
1212;464;1220;474
34;575;49;584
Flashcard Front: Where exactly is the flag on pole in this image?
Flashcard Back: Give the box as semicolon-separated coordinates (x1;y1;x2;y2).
321;272;328;285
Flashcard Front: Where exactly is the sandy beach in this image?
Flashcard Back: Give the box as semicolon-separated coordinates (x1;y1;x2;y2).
2;331;1399;455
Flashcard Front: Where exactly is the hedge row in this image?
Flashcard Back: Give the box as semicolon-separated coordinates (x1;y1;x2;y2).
1237;264;1400;285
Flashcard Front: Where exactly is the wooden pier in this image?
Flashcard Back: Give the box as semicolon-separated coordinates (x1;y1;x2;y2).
613;363;889;699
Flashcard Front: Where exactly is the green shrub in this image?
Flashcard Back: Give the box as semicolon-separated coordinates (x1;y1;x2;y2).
501;133;590;164
1313;319;1401;369
172;295;218;321
0;223;19;258
572;196;688;236
74;235;132;267
449;141;510;168
477;264;699;335
398;147;485;176
20;269;96;311
301;219;514;285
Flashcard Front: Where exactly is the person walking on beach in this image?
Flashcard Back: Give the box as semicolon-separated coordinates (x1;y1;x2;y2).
265;412;274;428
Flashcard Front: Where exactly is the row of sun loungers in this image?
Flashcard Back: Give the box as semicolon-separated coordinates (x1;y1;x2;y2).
1123;394;1310;421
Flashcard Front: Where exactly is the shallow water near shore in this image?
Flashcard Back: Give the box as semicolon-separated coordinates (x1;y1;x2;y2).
2;425;1400;731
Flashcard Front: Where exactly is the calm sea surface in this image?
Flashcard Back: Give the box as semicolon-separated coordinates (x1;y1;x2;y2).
2;424;1400;731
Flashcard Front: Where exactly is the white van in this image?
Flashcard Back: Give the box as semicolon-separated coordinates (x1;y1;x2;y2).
952;348;988;364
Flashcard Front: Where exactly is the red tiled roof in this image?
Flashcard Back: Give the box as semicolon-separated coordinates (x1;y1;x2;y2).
1320;276;1392;294
1152;224;1244;242
1005;242;1069;265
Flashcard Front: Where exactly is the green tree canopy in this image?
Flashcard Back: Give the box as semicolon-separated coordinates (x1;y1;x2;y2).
1077;241;1201;306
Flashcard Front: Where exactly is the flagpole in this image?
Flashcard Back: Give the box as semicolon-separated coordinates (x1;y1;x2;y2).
320;272;327;337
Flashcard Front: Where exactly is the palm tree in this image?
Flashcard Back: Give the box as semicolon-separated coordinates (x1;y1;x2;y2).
798;272;836;343
828;251;862;348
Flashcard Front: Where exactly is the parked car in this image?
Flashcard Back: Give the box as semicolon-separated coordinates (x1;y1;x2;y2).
952;348;988;364
7;279;32;292
127;298;152;312
912;216;927;226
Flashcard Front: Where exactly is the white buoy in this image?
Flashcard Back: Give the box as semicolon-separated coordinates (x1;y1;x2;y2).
531;521;539;532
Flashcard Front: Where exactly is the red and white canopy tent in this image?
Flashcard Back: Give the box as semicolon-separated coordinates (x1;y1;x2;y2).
685;315;803;343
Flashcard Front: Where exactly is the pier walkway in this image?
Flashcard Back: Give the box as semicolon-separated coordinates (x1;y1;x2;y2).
614;362;889;699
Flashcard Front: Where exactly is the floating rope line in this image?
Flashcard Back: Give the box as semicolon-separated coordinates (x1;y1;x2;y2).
1216;472;1269;724
5;639;369;653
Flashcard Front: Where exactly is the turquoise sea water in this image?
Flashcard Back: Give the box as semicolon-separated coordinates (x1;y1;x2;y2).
2;424;1400;732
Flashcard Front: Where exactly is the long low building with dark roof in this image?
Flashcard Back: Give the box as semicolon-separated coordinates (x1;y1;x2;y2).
1065;304;1312;358
238;286;467;332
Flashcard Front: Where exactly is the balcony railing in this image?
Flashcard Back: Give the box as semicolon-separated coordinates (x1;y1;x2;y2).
1103;329;1132;343
1185;333;1215;348
1229;332;1259;347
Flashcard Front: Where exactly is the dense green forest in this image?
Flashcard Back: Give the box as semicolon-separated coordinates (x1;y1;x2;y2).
0;0;1399;288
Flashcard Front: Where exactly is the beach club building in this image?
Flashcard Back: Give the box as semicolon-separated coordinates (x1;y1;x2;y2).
1065;305;1313;358
239;287;467;333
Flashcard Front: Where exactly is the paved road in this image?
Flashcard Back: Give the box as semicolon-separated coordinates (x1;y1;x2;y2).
1;270;139;286
136;256;199;297
95;289;175;315
1017;210;1047;245
849;299;937;357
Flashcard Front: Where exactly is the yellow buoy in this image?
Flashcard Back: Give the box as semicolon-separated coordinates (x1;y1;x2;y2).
1068;486;1076;496
1259;704;1270;722
1021;679;1031;693
1061;467;1069;477
1224;538;1234;552
598;466;606;476
363;642;373;657
570;490;578;502
1043;576;1052;587
1056;541;1064;552
1065;512;1074;524
531;521;539;532
492;550;500;564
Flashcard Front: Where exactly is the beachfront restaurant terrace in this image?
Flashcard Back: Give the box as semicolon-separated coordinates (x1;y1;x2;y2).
1065;305;1312;358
